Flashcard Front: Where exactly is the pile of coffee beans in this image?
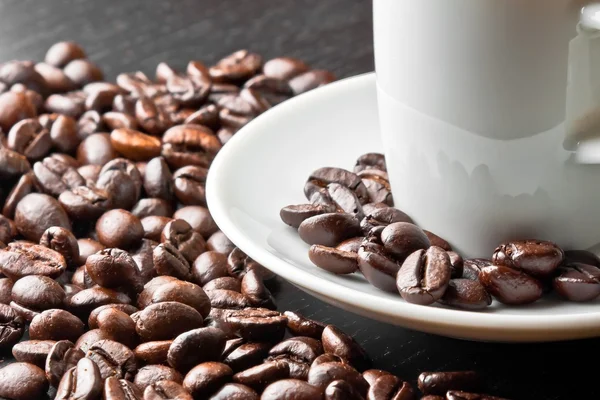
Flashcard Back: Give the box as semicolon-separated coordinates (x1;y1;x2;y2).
281;153;600;309
0;41;512;399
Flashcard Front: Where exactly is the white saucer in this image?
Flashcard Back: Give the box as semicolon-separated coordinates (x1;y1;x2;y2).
206;73;600;343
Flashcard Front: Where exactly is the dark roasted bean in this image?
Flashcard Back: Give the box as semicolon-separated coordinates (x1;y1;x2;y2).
0;362;49;400
418;371;483;396
142;216;173;242
134;301;203;341
208;383;257;400
223;341;271;372
45;340;85;387
3;172;35;218
0;303;24;348
357;169;393;206
0;278;13;304
86;248;142;291
360;208;412;236
269;336;323;365
96;209;144;249
77;238;105;265
0;91;37;133
11;275;65;312
77;110;105;139
241;268;275;309
12;340;56;368
207;289;251;309
88;304;138;329
183;362;233;399
173;165;209;206
263;57;309;80
67;287;131;319
210;50;262;83
299;213;362;247
492;240;564;277
309;244;359;275
446;391;509;400
33;155;85;196
14;193;71;241
86;339;136;380
166;74;211;107
462;259;491;281
363;369;392;387
64;59;103;86
354;153;387;173
280;204;330;229
153;242;192;280
203;277;242;292
284;311;326;339
110;128;162;161
144;380;193;400
380;222;430;262
233;360;289;391
55;357;103;400
172;206;216;238
192;251;229;286
289;70;335;95
325;379;365;400
553;262;600;302
45;41;86;67
479;265;543;305
44;91;86;118
138;279;210;318
207;230;235;254
322;325;371;371
96;158;142;209
134;341;172;366
73;329;110;353
7;118;51;160
396;247;451;305
225;308;287;342
77;132;118;165
29;309;84;342
308;362;368;396
96;308;138;347
134;365;183;392
104;376;144;400
161;124;221;169
367;374;414;400
58;184;112;222
167;327;226;372
439;279;492;310
161;218;206;264
262;380;322;400
0;240;67;280
40;226;79;269
357;241;401;293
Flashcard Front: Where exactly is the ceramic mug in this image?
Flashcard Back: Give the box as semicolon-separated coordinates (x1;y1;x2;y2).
374;0;600;257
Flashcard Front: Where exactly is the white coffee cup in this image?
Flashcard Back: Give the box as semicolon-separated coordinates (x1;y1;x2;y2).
374;0;600;257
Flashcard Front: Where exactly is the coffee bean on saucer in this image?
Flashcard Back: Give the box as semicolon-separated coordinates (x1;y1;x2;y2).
462;259;492;281
360;207;412;236
418;371;483;395
308;244;358;275
298;213;362;247
553;262;600;302
305;167;369;205
354;153;387;173
439;279;492;310
447;251;464;279
396;246;451;305
0;362;49;400
492;239;564;277
356;169;394;206
381;222;430;262
55;357;103;400
479;265;543;305
357;241;401;293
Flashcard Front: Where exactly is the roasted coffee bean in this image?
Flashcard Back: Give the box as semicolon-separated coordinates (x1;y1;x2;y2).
55;357;103;400
67;287;131;318
396;247;451;305
29;309;84;341
210;50;262;83
284;311;326;339
244;75;293;106
479;265;543;305
33;155;85;196
134;341;172;366
441;252;463;281
14;192;71;241
289;70;336;95
0;277;13;304
9;300;39;322
367;374;414;400
64;59;103;86
63;283;83;298
269;336;323;365
139;279;210;318
309;244;359;275
227;247;257;280
208;383;258;400
0;60;48;94
357;169;393;206
298;213;362;247
202;277;240;292
110;128;162;162
380;222;430;262
0;362;49;400
192;251;229;286
86;339;136;380
360;208;412;236
363;369;392;386
262;379;322;400
103;111;138;131
0;146;32;182
183;362;233;399
166;74;211;107
85;88;120;114
116;71;153;94
354;153;387;173
7;118;51;160
173;206;216;238
88;304;138;329
233;360;289;391
167;327;226;372
306;167;369;205
77;109;105;139
216;127;236;145
325;379;365;400
45;340;85;386
113;94;136;115
142;157;173;201
553;262;600;302
207;289;251;309
134;301;203;341
59;184;111;221
0;215;16;246
161;124;221;169
134;365;183;392
311;353;345;368
135;97;171;136
308;362;368;396
77;238;105;265
104;376;144;400
0;240;67;280
241;268;275;309
74;329;111;353
225;308;287;342
154;62;178;83
462;259;491;281
439;279;492;310
77;164;102;182
418;371;482;396
263;57;309;81
3;172;35;218
493;240;565;278
12;340;56;367
172;165;208;206
144;380;193;400
44;114;80;152
12;84;44;113
322;325;371;371
0;91;37;132
280;204;330;229
96;158;142;210
11;275;65;311
207;230;236;254
44;91;86;119
184;104;219;130
96;308;138;347
223;341;272;372
161;219;206;264
40;226;79;269
96;209;144;249
77;132;118;165
142;216;173;242
153;242;193;280
86;248;142;291
129;238;158;283
357;242;401;293
45;41;86;68
0;303;24;348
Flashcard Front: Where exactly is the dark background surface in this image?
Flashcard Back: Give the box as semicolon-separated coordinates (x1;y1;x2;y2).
0;1;595;399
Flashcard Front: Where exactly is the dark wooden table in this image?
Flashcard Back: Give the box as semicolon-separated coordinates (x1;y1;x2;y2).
0;1;594;399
